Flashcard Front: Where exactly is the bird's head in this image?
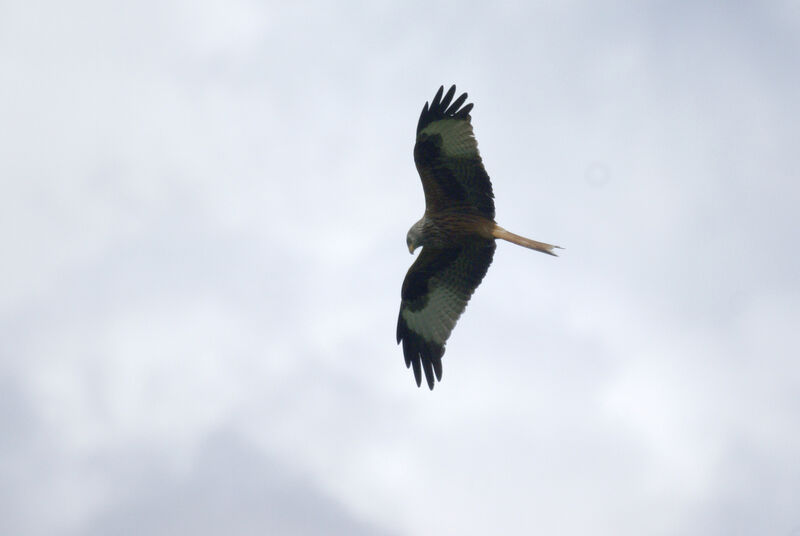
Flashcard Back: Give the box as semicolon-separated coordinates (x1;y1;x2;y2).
406;220;425;254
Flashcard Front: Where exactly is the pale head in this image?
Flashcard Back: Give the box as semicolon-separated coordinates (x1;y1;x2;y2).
406;218;425;254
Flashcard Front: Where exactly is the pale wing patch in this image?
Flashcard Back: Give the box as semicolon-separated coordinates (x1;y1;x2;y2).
401;282;462;345
420;119;479;158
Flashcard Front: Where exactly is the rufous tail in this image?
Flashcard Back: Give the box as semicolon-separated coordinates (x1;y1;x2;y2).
492;225;562;256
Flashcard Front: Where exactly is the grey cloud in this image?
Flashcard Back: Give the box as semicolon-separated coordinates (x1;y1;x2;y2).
75;431;390;536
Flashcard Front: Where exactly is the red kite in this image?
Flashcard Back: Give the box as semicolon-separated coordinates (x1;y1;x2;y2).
397;85;560;390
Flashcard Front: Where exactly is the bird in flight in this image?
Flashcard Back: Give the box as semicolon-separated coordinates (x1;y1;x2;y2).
397;85;560;390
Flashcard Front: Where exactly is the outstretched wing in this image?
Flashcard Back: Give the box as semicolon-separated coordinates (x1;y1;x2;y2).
414;85;495;220
396;238;496;389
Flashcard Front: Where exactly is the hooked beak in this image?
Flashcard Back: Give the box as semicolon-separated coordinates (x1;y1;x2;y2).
408;243;416;254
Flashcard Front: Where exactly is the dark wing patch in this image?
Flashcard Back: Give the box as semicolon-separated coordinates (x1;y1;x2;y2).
414;85;494;219
413;139;468;204
400;247;461;306
396;238;496;389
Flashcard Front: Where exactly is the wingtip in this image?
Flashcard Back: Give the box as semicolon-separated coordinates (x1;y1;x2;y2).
458;102;474;118
445;92;468;115
441;85;456;110
417;85;474;134
413;365;422;388
431;86;444;109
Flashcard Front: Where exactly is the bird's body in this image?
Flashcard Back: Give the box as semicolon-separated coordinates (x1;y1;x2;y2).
411;209;495;247
397;85;560;390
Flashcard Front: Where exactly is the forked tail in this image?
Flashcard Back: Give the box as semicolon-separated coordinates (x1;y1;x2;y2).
492;225;561;256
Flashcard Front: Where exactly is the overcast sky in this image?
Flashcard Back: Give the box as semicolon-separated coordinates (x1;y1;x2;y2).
2;1;800;535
